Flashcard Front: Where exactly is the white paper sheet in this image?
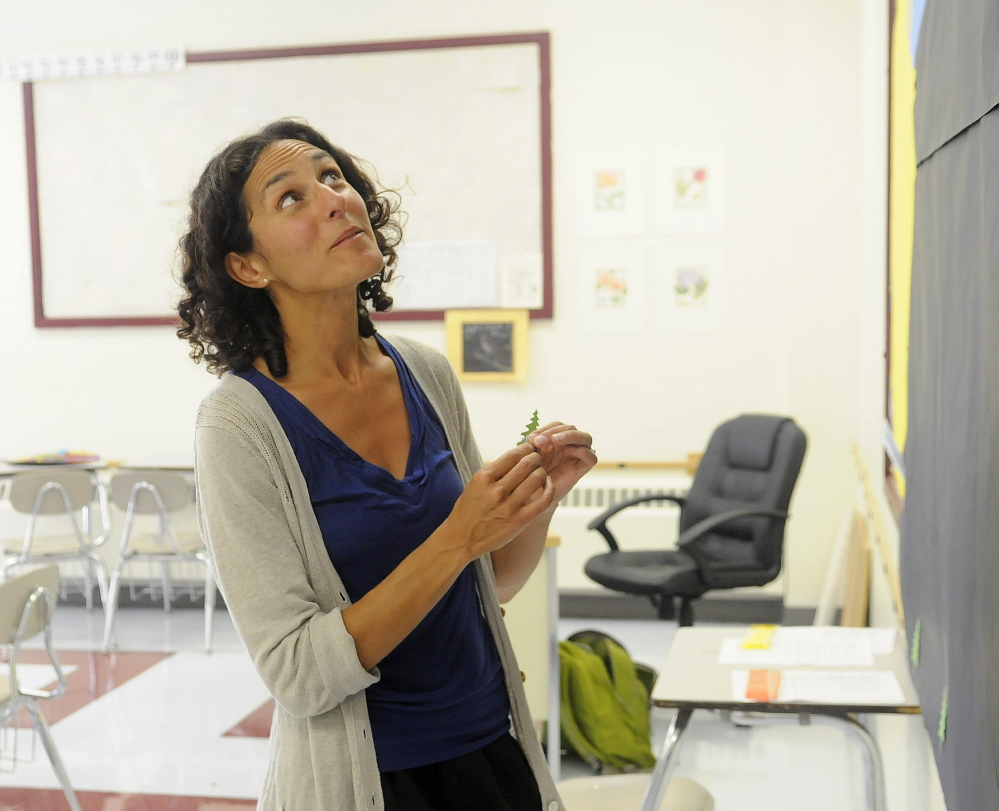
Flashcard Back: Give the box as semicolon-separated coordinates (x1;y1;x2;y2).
731;670;906;705
719;637;876;667
730;670;752;702
499;254;544;309
390;240;498;310
778;670;906;704
775;626;897;655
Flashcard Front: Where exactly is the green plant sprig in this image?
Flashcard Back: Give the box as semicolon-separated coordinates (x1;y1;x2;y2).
518;410;540;445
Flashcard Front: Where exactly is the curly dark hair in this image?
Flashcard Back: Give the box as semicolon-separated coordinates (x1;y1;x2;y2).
176;118;401;377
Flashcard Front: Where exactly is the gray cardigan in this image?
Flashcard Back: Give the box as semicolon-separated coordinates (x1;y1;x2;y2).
194;334;562;811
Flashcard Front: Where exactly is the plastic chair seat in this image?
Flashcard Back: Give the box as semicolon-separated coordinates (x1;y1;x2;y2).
3;535;96;556
585;550;703;597
557;773;714;810
128;532;205;556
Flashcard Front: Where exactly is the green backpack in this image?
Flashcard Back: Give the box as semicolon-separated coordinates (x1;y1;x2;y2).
558;629;658;772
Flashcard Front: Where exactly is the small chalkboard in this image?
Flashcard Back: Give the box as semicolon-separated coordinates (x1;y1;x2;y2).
446;309;528;382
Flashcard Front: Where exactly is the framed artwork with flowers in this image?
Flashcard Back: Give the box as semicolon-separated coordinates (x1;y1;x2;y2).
657;148;725;234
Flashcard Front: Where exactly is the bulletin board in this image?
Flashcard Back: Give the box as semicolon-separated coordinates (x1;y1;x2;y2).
22;33;553;327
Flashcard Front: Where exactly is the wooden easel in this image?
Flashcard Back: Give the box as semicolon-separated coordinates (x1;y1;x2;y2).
814;507;871;627
814;445;904;628
840;511;872;627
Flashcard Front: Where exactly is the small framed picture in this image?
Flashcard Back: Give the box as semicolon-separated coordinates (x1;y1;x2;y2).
445;309;529;382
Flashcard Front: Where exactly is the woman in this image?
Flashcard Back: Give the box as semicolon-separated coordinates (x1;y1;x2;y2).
177;118;595;811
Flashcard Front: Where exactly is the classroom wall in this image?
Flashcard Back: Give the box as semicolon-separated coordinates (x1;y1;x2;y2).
0;0;886;609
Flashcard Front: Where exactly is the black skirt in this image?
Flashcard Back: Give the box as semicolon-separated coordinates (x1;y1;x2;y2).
380;733;543;811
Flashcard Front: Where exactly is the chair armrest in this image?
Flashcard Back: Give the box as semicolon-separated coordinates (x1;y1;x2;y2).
676;507;789;587
586;492;687;551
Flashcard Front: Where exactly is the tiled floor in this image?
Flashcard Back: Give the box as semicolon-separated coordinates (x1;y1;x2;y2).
1;605;876;810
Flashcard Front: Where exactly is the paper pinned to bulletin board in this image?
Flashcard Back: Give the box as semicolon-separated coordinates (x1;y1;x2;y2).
657;148;724;234
498;254;544;309
388;240;498;311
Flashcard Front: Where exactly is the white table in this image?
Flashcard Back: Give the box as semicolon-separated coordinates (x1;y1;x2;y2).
639;626;921;811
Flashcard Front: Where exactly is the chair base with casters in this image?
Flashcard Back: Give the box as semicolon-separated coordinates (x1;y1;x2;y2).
584;548;704;625
1;471;111;613
557;773;714;811
584;414;807;627
0;564;82;811
102;471;216;654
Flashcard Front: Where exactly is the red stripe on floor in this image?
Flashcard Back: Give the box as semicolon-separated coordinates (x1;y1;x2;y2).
223;698;274;738
0;789;255;810
6;650;171;726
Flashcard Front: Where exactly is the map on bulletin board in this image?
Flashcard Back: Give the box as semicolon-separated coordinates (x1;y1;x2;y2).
22;34;553;327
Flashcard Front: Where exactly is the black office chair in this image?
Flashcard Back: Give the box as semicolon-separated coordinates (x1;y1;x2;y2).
584;414;807;626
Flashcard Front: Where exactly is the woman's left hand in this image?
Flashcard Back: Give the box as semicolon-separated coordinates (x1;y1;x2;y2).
525;422;597;503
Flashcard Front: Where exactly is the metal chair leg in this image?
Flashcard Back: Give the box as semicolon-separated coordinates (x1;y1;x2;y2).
638;707;694;811
103;562;125;653
811;714;887;811
87;551;110;613
160;563;172;613
23;702;82;811
204;564;216;654
82;560;94;611
723;711;887;811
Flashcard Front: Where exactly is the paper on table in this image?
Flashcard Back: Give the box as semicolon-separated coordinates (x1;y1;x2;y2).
731;670;906;704
778;670;906;704
775;626;896;655
731;670;751;701
741;624;779;649
719;637;875;667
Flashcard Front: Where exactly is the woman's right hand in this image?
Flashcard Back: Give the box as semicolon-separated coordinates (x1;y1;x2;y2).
342;443;554;670
441;443;556;561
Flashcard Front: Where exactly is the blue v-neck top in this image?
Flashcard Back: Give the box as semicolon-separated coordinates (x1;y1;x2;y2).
237;337;509;771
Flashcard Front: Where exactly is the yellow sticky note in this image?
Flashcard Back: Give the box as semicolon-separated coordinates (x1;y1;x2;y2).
741;624;778;649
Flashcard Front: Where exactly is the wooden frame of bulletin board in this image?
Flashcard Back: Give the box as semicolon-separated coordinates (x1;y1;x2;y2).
22;33;553;327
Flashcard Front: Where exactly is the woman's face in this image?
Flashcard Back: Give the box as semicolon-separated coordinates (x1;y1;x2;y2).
228;139;384;297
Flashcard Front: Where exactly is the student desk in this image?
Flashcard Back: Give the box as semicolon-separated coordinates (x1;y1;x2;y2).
114;455;195;472
638;626;921;811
